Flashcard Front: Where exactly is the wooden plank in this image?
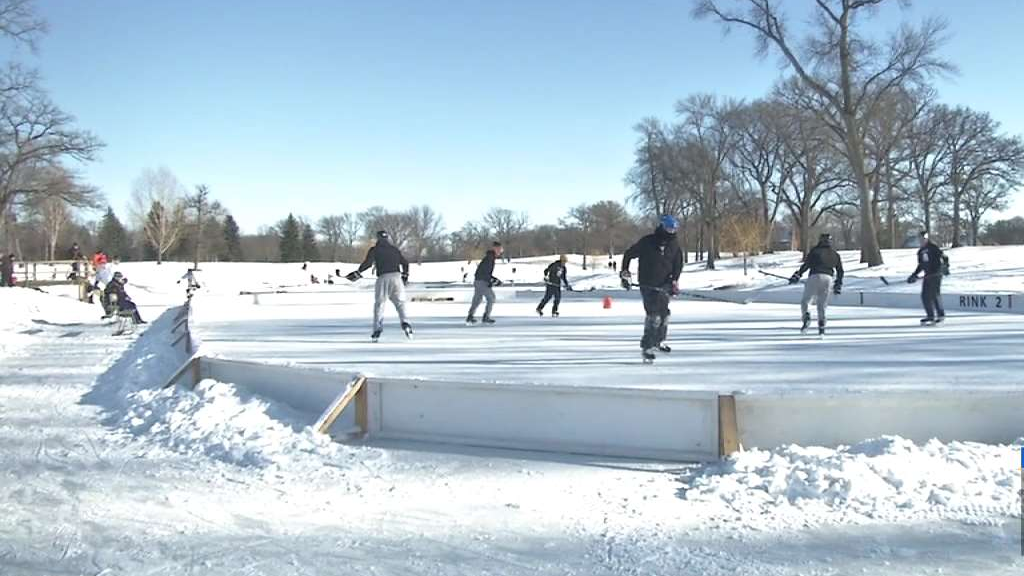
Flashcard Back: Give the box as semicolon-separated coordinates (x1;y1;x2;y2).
313;376;367;435
355;382;368;433
718;395;740;457
162;355;200;390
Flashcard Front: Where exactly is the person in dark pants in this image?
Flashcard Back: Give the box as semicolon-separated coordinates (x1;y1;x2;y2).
68;243;83;280
103;271;146;324
908;230;948;325
466;242;503;324
789;233;844;335
1;253;14;287
620;215;684;362
536;255;573;317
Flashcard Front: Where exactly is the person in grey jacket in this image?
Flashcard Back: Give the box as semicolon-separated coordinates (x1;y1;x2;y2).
466;242;503;324
347;230;413;342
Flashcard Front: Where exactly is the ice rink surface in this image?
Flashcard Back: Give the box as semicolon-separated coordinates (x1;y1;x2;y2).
191;289;1024;394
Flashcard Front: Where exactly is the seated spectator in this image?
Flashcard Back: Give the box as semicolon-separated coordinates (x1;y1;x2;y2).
103;272;145;324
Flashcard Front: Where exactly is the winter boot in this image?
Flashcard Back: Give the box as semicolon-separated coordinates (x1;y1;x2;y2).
465;316;478;325
800;312;811;333
402;322;414;339
657;344;672;353
371;329;382;343
920;317;936;326
482;316;496;325
818;321;825;337
642;348;657;364
536;307;544;316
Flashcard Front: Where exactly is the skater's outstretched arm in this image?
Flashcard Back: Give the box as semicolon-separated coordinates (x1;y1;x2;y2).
357;247;377;274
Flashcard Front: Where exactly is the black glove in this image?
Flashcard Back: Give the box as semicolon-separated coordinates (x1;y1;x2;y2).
833;281;842;295
345;270;362;282
788;273;800;285
906;274;917;284
489;277;503;287
566;285;573;292
401;273;409;286
620;271;632;290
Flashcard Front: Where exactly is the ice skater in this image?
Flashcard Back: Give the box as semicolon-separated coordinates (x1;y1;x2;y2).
907;230;948;325
536;255;572;317
789;233;843;335
466;241;503;325
619;215;683;363
346;230;413;342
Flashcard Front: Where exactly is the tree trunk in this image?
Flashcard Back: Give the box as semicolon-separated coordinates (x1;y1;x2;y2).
951;196;963;248
842;121;883;265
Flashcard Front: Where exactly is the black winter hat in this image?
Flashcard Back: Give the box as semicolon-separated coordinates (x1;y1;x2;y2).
376;230;389;240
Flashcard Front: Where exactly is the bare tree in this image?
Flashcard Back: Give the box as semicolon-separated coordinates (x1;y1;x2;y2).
963;176;1018;246
406;205;445;263
728;99;792;251
359;206;413;250
561;204;597;269
675;94;739;269
777;105;855;253
0;0;47;51
130;167;186;265
694;0;953;265
0;70;103;249
317;215;346;261
482;207;529;243
899;103;951;236
588;200;633;257
186;184;210;268
942;106;1024;247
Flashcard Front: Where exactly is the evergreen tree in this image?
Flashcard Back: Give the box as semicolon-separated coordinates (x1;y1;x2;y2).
222;213;243;261
97;207;132;260
301;223;319;261
278;213;302;262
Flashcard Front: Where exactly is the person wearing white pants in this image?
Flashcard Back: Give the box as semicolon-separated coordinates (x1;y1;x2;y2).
789;233;844;335
346;230;413;342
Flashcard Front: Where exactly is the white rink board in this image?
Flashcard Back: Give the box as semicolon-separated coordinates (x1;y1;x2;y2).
736;391;1024;449
365;378;719;461
200;358;357;429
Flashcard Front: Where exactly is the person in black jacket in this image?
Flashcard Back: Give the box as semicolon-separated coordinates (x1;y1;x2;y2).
466;242;503;324
103;272;145;323
536;255;573;317
908;230;947;325
347;231;413;341
789;233;844;335
620;216;684;362
1;253;14;287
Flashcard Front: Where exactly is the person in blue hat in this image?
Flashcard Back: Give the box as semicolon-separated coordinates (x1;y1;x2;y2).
620;215;684;363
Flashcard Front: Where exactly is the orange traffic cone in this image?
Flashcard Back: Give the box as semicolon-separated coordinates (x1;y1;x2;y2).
602;295;612;309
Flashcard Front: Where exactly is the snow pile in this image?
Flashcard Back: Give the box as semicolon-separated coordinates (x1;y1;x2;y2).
681;436;1021;530
121;378;344;467
0;287;99;356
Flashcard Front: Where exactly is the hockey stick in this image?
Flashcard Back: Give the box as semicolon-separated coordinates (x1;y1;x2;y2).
630;283;751;305
758;270;798;282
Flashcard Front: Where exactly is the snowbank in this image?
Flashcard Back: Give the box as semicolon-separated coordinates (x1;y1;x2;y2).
83;305;380;475
0;286;99;357
681;436;1022;530
122;378;345;467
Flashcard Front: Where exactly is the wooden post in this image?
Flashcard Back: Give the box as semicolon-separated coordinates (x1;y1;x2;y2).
718;395;740;457
313;376;367;435
355;383;368;433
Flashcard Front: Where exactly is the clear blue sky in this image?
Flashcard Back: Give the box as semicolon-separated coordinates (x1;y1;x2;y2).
19;0;1024;233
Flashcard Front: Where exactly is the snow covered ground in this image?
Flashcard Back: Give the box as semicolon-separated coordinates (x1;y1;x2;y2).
1;248;1023;574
